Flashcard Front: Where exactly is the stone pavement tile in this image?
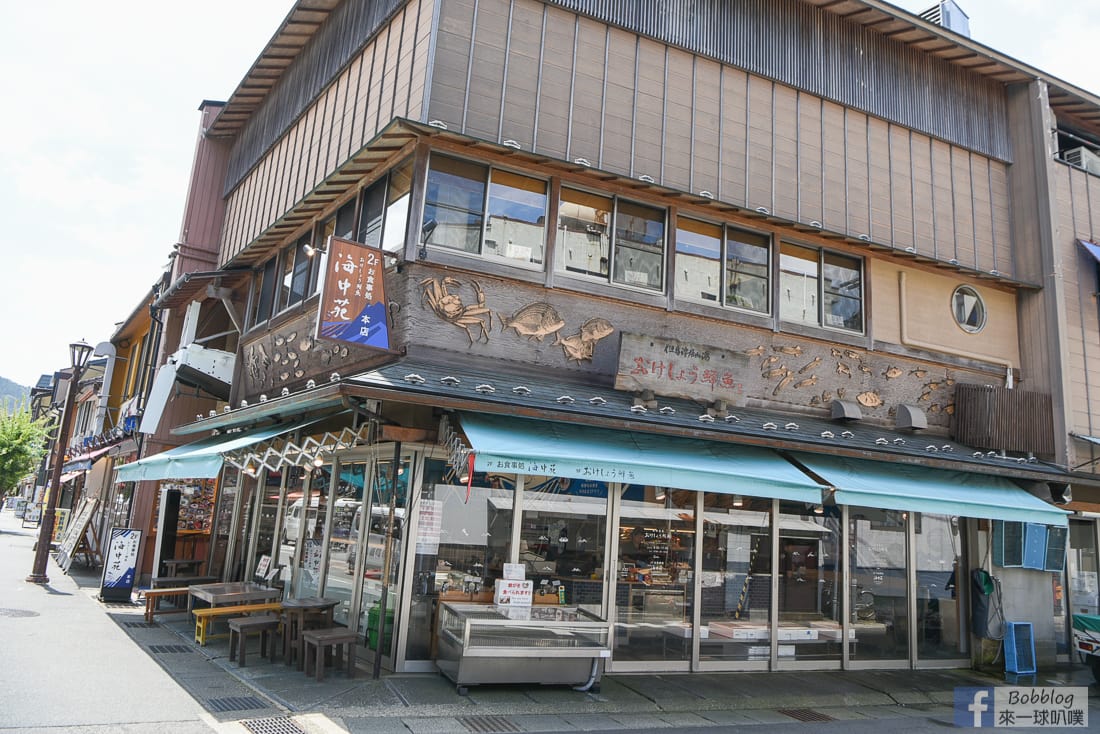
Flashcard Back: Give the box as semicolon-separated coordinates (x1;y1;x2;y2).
512;714;578;731
389;675;467;705
610;674;708;706
560;712;633;730
698;709;765;726
343;716;422;734
739;709;806;724
815;706;872;720
655;711;716;727
402;716;466;733
848;706;913;719
602;713;668;730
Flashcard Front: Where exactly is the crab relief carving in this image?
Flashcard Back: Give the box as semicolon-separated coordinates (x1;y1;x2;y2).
419;277;492;344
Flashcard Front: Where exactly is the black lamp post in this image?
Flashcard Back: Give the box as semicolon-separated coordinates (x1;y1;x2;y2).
27;340;94;584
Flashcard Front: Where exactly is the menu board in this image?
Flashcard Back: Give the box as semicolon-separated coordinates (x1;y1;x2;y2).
155;479;217;533
100;528;141;602
57;497;100;573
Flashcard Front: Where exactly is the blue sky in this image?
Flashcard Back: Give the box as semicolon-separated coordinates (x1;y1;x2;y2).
0;0;1096;387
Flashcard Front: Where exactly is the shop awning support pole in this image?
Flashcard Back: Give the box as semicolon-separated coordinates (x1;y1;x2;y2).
373;440;401;680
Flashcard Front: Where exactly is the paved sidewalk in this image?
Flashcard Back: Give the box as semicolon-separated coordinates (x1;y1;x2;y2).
2;509;1096;734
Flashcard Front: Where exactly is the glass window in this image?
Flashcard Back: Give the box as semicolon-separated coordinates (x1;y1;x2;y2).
615;487;694;663
779;243;820;327
381;158;413;254
699;493;772;663
559;188;612;279
726;229;770;313
613;200;665;291
848;506;909;662
252;257;279;326
277;237;311;312
485;169;547;266
915;514;965;660
780;243;863;333
776;500;841;663
357;177;387;248
423;155;487;254
675;218;722;303
320;462;367;628
823;252;863;331
952;285;986;333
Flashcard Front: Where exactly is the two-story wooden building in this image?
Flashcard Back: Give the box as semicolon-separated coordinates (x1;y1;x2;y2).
118;0;1100;677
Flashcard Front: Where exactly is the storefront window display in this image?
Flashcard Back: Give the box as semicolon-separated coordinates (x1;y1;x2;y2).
207;468;239;579
615;487;694;664
521;477;609;619
914;513;965;661
848;507;908;662
358;454;409;661
322;461;367;627
292;466;331;598
698;493;772;664
404;462;516;664
776;500;841;664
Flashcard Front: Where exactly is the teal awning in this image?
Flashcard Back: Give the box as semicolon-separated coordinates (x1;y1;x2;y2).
459;413;825;502
791;452;1069;526
115;415;331;483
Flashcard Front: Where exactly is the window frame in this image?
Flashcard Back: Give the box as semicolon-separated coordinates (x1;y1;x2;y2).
557;185;667;294
778;241;864;335
675;216;772;315
951;284;986;334
420;153;549;271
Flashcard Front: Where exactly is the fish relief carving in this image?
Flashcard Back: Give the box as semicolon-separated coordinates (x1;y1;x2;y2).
836;362;852;378
844;349;861;360
945;403;955;415
929;404;941;413
744;345;766;357
761;355;780;369
810;395;821;405
858;362;873;376
882;366;903;379
856;391;883;408
498;302;566;341
830;347;843;358
821;390;833;404
799;357;822;374
794;375;818;389
763;367;791;380
419;276;492;345
837;388;847;399
555;318;615;363
774;345;803;356
773;373;794;395
909;368;928;378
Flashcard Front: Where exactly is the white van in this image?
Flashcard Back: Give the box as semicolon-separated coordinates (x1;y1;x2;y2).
282;497;358;544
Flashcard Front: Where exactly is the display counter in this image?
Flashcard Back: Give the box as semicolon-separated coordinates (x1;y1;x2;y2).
437;602;611;694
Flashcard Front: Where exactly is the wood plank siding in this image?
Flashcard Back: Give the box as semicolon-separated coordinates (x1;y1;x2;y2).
1053;163;1100;446
428;0;1013;275
219;0;431;265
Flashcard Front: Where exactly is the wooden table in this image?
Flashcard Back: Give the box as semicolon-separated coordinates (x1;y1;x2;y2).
188;582;282;615
281;596;339;669
161;558;204;577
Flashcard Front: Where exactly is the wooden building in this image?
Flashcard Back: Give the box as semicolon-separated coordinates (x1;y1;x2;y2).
117;0;1100;675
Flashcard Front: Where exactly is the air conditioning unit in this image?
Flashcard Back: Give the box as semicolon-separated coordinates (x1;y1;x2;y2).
1064;146;1100;176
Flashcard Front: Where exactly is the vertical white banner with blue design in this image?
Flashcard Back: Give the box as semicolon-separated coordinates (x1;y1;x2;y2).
99;527;141;602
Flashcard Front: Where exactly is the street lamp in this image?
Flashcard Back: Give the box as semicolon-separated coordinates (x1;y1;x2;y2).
27;340;94;584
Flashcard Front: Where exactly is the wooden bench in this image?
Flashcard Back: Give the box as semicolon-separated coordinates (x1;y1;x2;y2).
302;627;357;681
192;602;283;646
228;614;281;667
141;587;191;623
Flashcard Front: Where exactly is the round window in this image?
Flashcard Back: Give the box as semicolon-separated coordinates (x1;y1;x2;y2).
951;285;986;333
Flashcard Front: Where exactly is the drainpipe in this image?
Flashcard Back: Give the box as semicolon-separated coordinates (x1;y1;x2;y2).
92;341;116;434
898;271;1015;388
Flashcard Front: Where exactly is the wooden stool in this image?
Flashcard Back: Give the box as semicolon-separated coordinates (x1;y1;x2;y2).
228;614;280;667
302;628;357;681
282;609;331;668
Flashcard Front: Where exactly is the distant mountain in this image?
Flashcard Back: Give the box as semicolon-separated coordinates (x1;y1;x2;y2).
1;376;29;413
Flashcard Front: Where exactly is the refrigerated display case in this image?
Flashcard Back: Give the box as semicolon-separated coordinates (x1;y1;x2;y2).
436;602;611;694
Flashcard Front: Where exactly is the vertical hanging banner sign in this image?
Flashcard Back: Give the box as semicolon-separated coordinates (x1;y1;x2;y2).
316;237;390;351
99;528;142;602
